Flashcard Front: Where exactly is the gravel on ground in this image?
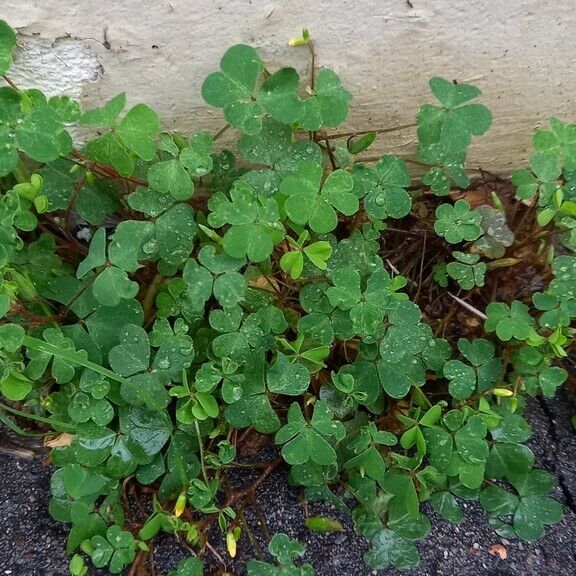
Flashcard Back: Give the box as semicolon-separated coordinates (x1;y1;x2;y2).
1;389;575;576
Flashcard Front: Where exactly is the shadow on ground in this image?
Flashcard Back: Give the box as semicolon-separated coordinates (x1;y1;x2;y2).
1;389;575;576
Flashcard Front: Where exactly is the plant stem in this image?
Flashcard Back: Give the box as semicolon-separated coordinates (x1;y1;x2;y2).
13;160;30;183
321;123;417;141
194;420;210;487
143;273;164;322
0;401;75;432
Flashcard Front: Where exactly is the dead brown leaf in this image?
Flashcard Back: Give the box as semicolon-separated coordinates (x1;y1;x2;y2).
44;433;74;448
489;543;508;560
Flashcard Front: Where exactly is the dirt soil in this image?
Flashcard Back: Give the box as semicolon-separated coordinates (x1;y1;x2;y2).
1;388;575;576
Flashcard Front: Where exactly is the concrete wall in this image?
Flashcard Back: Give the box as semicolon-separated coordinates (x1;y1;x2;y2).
3;0;575;173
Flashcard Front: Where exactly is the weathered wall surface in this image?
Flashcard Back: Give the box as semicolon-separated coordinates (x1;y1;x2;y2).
2;0;575;172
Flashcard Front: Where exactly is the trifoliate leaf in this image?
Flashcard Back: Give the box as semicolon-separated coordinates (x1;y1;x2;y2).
300;69;352;130
351;156;412;220
281;161;357;233
484;301;535;341
434;200;482;243
266;353;310;395
202;44;264;135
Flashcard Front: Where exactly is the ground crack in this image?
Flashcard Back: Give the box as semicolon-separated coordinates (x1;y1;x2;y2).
536;396;576;515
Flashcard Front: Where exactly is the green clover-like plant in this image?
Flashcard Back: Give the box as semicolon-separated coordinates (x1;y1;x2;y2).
280;230;332;279
81;93;160;176
0;20;16;76
351;155;412;220
326;265;407;339
87;525;144;574
417;77;492;151
247;533;314;576
0;87;72;176
343;422;396;486
377;301;450;398
202;45;305;135
511;152;561;201
533;290;576;329
168;557;204;576
207;180;284;262
299;69;352;131
479;469;562;541
445;251;486;290
148;132;214;200
443;338;501;399
532;117;576;171
275;401;346;465
0;21;571;576
484;301;535;342
434;200;482;243
280;161;357;234
417;78;492;194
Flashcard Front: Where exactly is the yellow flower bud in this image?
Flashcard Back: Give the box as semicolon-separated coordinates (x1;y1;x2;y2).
492;388;513;397
226;531;237;558
174;492;187;517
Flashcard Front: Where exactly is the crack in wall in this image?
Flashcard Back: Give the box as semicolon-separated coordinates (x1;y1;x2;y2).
536;395;576;516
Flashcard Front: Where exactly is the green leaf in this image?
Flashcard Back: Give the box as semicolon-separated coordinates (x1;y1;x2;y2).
266;353;310;395
280;250;304;279
108;221;154;273
514;495;563;541
444;359;476;399
364;529;420;571
429;491;463;523
80;93;126;127
213;272;246;308
419;78;491;152
168;557;204;576
446;251;486;290
238;118;292;166
429;77;482;108
1;371;33;401
352;156;412;220
155;203;197;265
148;159;193;200
208;181;283;262
444;338;501;399
257;68;304;124
538;366;568;398
435;200;482;243
92;267;139;307
0;323;25;353
422;426;453;471
479;485;520;516
532;117;576;171
116;104;159;160
300;69;352;130
120;406;172;457
268;533;306;564
84;132;133;177
305;516;344;533
281;161;357;234
485;442;534;479
275;401;344;465
180;132;214;177
0;20;17;75
109;324;150;377
348;132;377;155
303;241;332;270
202;44;264;135
16;106;66;162
485;301;535;341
